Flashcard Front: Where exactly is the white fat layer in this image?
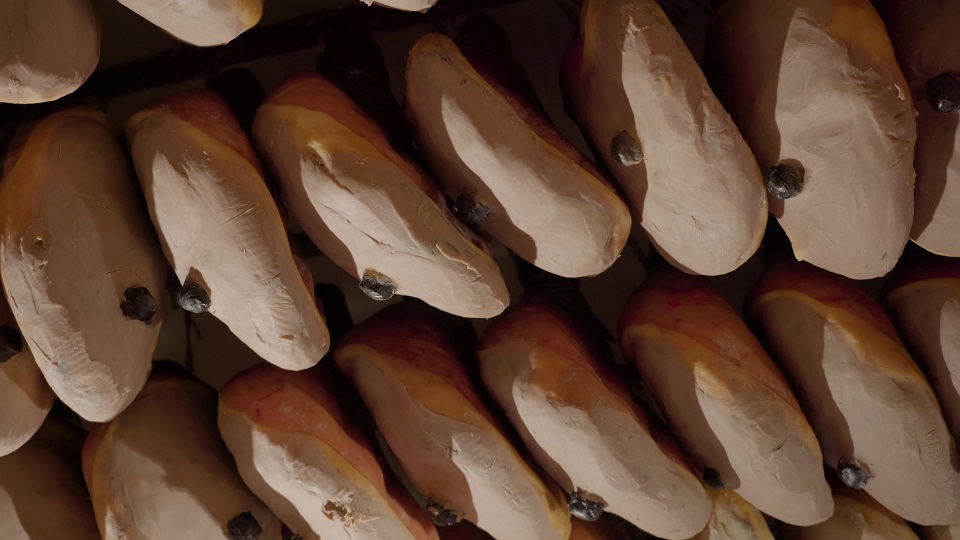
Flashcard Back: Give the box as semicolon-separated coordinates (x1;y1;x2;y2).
114;0;261;46
568;0;767;276
345;352;568;540
253;104;508;318
625;326;833;525
89;384;281;539
758;296;960;525
218;407;419;540
129;112;329;370
406;35;629;278
479;338;712;539
0;112;166;422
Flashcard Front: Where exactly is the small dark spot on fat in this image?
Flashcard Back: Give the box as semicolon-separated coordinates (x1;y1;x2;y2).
359;270;396;301
120;287;157;324
426;498;461;527
702;468;724;490
177;278;211;314
610;130;643;166
0;325;23;363
226;511;263;540
455;191;491;225
926;71;960;113
838;461;871;490
568;491;605;522
767;163;804;200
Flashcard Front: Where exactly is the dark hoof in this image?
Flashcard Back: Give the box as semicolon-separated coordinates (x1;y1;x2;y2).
359;270;396;301
455;192;491;225
927;72;960;113
610;130;643;166
568;491;605;522
767;163;804;200
838;461;870;490
177;278;211;314
226;511;263;540
426;498;460;527
120;287;157;324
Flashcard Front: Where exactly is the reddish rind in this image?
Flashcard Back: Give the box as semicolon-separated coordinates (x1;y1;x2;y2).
265;74;441;203
219;364;438;539
335;301;572;540
127;90;330;370
479;294;713;538
338;303;497;426
619;268;832;526
255;72;508;317
746;260;904;345
748;260;960;524
141;90;264;176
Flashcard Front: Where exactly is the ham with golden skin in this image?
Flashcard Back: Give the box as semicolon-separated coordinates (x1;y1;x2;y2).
619;268;832;526
0;289;53;457
126;90;330;371
783;485;920;540
693;490;774;540
254;73;509;318
563;0;767;276
335;302;572;540
709;0;915;279
884;256;960;440
219;363;439;540
115;0;261;47
405;33;631;279
82;365;281;539
0;0;99;104
875;0;960;256
478;294;712;539
0;108;166;423
748;260;960;525
0;413;99;540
